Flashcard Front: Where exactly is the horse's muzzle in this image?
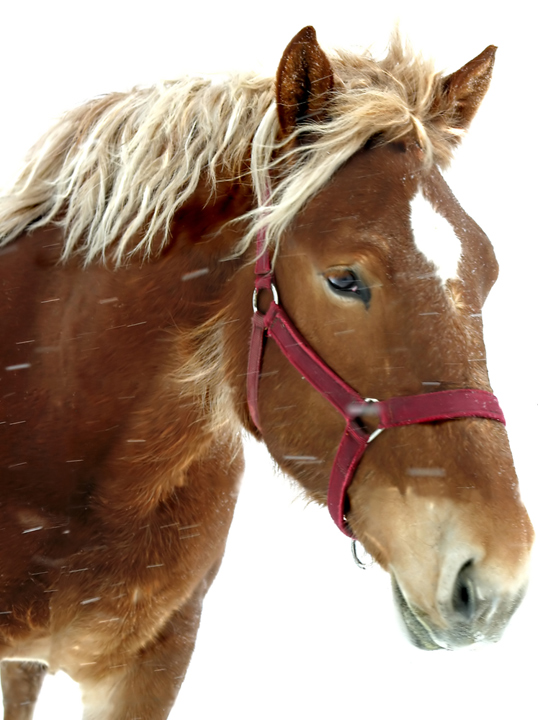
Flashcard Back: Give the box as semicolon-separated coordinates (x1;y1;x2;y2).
391;563;527;651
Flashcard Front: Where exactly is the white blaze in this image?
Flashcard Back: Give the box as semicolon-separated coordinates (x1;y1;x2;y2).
410;190;462;284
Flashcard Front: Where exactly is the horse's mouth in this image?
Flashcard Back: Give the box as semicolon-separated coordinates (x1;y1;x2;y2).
391;578;445;651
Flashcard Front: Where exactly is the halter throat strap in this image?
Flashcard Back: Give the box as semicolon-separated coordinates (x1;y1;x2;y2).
247;244;505;538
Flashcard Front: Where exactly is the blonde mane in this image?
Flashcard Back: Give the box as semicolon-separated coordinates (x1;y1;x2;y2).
0;36;460;265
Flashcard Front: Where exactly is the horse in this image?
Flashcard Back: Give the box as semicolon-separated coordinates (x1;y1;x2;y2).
0;24;533;719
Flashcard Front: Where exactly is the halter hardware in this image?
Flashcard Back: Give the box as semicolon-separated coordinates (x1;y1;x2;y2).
252;283;279;312
246;230;505;539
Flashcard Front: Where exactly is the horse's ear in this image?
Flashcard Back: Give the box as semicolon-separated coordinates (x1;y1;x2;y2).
276;26;334;137
433;46;497;139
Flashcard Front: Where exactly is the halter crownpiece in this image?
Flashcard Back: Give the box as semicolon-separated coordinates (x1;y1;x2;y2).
247;225;505;539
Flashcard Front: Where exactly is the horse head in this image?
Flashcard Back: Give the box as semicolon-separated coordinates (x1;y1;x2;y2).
240;27;533;650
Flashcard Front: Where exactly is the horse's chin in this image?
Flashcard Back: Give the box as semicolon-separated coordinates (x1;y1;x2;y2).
391;577;445;651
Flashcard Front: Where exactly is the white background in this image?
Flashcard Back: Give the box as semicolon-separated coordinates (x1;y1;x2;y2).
0;2;537;718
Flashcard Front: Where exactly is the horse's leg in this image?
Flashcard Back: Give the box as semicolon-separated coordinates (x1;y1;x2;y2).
80;559;221;720
1;661;48;720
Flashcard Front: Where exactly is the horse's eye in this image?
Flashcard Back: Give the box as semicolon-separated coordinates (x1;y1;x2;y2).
326;270;371;307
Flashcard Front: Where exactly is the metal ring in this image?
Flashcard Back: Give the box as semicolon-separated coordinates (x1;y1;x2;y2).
367;427;384;444
361;398;384;444
351;540;374;570
252;283;279;313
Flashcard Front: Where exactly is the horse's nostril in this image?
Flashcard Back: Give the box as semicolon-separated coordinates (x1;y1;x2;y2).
452;560;476;620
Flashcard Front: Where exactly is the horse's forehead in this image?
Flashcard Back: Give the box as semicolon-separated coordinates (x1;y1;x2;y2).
290;143;487;285
284;144;415;266
410;180;462;285
412;165;493;290
290;143;421;251
324;142;422;215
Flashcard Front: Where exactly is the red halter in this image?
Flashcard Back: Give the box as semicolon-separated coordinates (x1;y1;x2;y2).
247;231;505;538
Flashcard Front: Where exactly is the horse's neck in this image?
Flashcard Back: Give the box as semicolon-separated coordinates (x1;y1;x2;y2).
0;176;254;521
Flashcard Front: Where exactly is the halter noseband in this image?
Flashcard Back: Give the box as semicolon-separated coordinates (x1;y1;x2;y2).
246;229;505;538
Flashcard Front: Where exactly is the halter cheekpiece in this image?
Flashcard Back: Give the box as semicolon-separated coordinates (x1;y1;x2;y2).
246;217;505;539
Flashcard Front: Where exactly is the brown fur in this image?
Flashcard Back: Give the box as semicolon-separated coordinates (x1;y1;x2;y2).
0;26;532;719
